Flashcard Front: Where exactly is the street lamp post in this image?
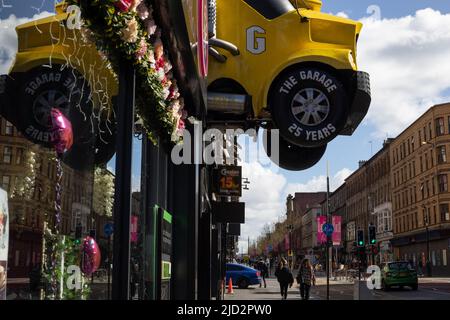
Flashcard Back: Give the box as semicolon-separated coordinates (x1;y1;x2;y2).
286;224;294;269
422;140;436;277
326;162;331;301
423;206;432;277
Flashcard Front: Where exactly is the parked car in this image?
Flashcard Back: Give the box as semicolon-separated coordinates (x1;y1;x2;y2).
226;263;261;289
380;261;418;291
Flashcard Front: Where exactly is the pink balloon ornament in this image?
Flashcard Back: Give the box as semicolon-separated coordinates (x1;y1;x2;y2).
81;236;101;276
49;108;73;156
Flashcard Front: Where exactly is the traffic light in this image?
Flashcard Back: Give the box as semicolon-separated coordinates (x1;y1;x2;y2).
357;229;365;247
75;223;82;238
75;223;82;244
369;224;376;245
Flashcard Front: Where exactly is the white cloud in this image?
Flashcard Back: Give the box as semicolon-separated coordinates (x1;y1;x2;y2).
0;12;53;74
358;9;450;138
284;168;353;195
240;161;287;244
336;11;349;19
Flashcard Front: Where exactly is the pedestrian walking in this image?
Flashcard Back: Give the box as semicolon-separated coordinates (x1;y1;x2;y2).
256;259;268;288
274;258;294;300
297;258;316;300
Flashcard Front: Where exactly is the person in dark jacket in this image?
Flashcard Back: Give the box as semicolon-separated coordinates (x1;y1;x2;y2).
274;258;294;300
256;259;268;288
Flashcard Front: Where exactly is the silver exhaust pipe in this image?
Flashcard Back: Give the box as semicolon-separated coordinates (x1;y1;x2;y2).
207;92;249;114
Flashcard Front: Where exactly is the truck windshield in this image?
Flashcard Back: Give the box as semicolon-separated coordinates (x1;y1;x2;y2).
244;0;294;19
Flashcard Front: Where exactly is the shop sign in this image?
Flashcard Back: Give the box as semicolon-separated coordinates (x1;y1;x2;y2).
212;165;242;197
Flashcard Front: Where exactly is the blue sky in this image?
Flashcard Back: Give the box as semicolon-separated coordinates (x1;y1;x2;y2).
323;0;450;19
2;0;450;20
2;1;450;250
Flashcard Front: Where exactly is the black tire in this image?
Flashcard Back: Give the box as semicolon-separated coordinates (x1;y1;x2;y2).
270;67;348;148
238;278;249;289
263;129;327;171
411;284;418;291
16;66;115;170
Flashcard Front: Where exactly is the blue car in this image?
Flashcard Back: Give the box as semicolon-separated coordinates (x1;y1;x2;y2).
226;263;262;289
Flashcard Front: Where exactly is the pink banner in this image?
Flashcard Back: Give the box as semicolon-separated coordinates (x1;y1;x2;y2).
317;216;327;244
332;216;342;246
285;234;290;250
317;216;342;246
131;215;138;243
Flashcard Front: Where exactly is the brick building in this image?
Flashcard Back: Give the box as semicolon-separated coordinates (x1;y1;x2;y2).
292;192;327;216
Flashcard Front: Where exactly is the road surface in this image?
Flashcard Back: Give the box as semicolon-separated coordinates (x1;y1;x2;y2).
225;276;450;300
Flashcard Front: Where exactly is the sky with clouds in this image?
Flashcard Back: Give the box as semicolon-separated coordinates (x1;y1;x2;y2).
1;0;450;253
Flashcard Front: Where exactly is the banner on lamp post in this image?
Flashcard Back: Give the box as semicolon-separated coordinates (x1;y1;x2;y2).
332;216;342;246
131;215;138;243
0;188;9;300
317;216;327;245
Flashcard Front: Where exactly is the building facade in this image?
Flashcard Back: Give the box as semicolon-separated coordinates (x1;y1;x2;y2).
339;139;392;264
390;103;450;276
292;192;326;257
325;183;347;263
300;206;322;264
0;117;111;278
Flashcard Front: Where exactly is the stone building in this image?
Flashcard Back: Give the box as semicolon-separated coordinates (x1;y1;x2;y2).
336;139;392;264
390;103;450;276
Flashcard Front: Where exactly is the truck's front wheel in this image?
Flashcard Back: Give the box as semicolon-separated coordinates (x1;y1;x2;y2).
263;130;326;171
270;67;348;148
16;66;115;171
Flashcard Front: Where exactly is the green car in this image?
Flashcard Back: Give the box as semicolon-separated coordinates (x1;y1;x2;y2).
380;261;418;291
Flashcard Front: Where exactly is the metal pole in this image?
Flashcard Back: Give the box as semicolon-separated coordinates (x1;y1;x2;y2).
326;162;330;301
426;224;431;277
107;235;111;299
112;59;135;300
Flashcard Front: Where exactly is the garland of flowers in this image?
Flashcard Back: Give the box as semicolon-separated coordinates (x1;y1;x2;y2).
68;0;187;145
43;229;91;300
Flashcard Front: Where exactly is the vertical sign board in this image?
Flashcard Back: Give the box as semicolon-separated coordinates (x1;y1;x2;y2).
131;216;138;244
317;216;327;245
0;188;9;300
332;216;342;246
153;206;172;300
